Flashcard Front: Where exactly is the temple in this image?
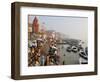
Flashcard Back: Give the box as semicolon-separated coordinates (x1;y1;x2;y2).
32;16;39;33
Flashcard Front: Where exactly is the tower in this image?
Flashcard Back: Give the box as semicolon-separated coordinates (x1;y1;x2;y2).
32;16;39;33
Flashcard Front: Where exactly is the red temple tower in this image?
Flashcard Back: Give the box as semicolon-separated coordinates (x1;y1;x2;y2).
32;17;39;33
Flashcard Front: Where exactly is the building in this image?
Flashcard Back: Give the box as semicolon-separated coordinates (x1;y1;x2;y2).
32;16;39;33
28;26;32;40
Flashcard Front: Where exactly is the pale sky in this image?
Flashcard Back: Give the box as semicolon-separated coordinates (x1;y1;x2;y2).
28;15;88;42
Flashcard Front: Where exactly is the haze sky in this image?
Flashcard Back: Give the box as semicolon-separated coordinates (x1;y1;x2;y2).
28;15;88;42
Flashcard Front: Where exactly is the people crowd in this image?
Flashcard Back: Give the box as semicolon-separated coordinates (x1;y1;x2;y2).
28;35;60;66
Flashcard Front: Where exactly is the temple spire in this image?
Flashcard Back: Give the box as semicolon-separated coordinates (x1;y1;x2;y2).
32;16;39;33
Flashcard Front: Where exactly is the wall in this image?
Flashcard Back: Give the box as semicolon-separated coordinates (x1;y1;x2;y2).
0;0;99;82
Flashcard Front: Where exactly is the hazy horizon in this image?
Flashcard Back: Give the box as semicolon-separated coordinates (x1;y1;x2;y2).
28;15;88;43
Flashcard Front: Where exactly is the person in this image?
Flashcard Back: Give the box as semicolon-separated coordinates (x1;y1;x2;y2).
49;57;55;65
40;54;46;66
34;61;40;66
28;46;35;66
33;48;41;66
46;55;50;65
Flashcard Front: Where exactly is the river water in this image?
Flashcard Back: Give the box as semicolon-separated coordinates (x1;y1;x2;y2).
57;44;80;65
